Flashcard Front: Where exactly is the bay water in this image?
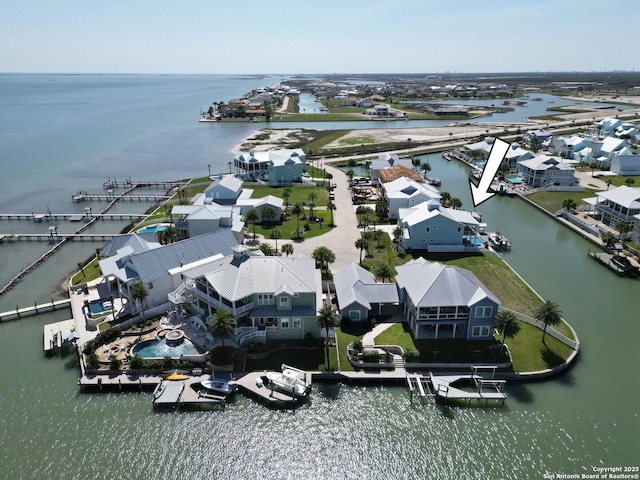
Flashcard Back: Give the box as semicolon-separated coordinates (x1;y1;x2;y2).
0;75;638;479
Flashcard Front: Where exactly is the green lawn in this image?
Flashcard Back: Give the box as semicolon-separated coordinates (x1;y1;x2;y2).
525;189;599;213
71;257;102;285
249;209;332;241
374;323;416;352
247;184;330;206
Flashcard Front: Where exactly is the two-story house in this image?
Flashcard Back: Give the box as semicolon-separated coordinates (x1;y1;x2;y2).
517;155;577;188
395;258;500;340
583;185;640;232
383;176;441;219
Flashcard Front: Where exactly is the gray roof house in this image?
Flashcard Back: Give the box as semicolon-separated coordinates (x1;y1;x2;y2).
370;153;414;185
395;258;500;340
334;263;399;321
100;233;160;258
204;175;243;205
583;186;640;231
171;204;245;242
233;148;306;185
610;155;640;176
99;229;239;316
170;246;323;344
235;195;284;222
517;155;577;188
383;176;441;219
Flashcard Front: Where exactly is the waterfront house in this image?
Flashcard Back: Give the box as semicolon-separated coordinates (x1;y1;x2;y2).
593;137;631;169
204;175;243;205
365;104;391;116
378;165;425;184
598;117;623;137
99;233;160;258
99;229;239;317
464;137;494;160
171;204;245;242
395;258;500;340
610;155;640;176
333;263;399;321
169;246;323;344
524;128;552;148
614;123;637;139
583;185;640;232
233;148;306;185
220;99;249;118
235;195;284;222
547;136;589;160
383;176;441;219
398;202;480;252
517;155;577;188
504;143;534;174
370;153;414;185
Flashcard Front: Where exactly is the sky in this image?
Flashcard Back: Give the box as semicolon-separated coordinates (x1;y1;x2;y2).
1;0;638;74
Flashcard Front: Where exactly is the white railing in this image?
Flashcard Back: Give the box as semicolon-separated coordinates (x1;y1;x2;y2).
235;327;266;345
168;283;186;305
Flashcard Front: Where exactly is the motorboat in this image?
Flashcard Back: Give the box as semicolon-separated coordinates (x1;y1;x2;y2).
488;231;511;251
264;364;311;398
200;378;237;395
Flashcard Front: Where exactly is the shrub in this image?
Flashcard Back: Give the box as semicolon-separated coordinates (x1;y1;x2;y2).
361;349;380;363
403;348;419;362
109;355;121;370
352;339;363;353
129;354;143;369
162;356;175;370
384;352;393;363
86;353;99;368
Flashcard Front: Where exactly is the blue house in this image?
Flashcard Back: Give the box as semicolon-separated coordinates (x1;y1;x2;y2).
334;263;399;321
395;258;500;340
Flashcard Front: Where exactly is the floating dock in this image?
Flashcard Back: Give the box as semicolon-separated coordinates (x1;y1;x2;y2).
234;371;306;408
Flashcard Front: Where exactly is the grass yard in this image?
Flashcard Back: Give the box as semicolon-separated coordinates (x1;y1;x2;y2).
374;323;416;352
525;189;598;213
249;209;332;241
247;184;330;206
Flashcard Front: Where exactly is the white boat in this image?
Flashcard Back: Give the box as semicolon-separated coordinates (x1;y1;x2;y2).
200;378;237;395
488;231;511;251
264;364;311;398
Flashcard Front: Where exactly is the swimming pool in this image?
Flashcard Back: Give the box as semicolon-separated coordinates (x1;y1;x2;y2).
137;224;168;234
89;299;110;315
466;236;486;247
506;177;523;184
131;337;201;359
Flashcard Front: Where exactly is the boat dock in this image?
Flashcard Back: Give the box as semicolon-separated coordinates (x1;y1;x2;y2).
588;250;639;277
43;319;76;352
0;212;147;222
152;377;229;409
102;178;187;190
234;371;304;407
0;298;71;321
72;192;171;202
2;232;121;243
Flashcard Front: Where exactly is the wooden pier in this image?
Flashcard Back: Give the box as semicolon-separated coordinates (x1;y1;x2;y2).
0;212;147;222
2;233;121;243
0;298;71;321
102;178;187;190
72;192;171;202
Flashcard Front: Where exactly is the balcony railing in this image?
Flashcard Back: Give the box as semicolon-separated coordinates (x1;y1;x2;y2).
235;326;266;345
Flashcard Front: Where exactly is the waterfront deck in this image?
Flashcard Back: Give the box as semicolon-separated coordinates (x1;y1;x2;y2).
234;371;305;407
589;251;639;277
43;319;76;352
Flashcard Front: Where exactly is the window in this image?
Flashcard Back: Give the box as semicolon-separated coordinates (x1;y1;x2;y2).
292;318;301;329
279;296;289;307
349;310;361;321
257;293;273;305
475;306;493;318
457;226;462;233
280;318;290;329
425;227;430;233
472;325;491;337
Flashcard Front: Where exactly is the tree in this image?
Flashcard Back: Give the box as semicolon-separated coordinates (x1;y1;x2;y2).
244;208;260;240
261;206;277;224
77;262;85;278
494;310;521;344
282;187;292;212
374;262;395;282
158;225;181;245
375;197;388;220
392;226;403;251
440;191;452;208
355;237;369;265
355;205;369;226
258;242;275;256
347;169;355;186
614;220;630;240
420;162;431;178
281;243;294;256
270;229;282;253
562;198;577;212
625;177;635;187
290;203;304;238
601;231;616;249
534;300;562;344
317;304;339;371
207;309;235;347
131;283;149;322
327;200;336;227
450;197;463;210
589;162;598;177
312;246;335;274
411;156;421;168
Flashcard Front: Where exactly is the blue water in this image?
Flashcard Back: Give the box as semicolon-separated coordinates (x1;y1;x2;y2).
137;225;167;234
88;299;105;315
132;337;201;358
507;177;523;184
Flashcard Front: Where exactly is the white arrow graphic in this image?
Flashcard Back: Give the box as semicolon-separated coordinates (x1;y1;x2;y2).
469;137;510;208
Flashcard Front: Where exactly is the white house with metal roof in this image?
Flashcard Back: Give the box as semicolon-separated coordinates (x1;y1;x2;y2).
369;153;414;185
517;155;577;188
233;148;306;185
395;258;500;340
583;185;640;232
99;229;239;316
598;117;623;137
383;176;441;219
398;202;480;252
235;195;284;222
204;175;243;205
333;263;399;321
172;204;245;241
169;246;323;344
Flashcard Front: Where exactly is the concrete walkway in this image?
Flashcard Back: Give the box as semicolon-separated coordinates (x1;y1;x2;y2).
361;322;396;348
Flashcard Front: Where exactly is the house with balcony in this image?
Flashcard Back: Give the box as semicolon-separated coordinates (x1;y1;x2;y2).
235;195;284;222
398;202;480;252
395;258;500;340
370;153;414;185
233;148;306;185
169;245;323;345
583;185;640;232
333;263;399;321
383;176;441;219
517;155;577;188
548;135;589;160
524;128;552;148
171;204;245;242
98;229;239;317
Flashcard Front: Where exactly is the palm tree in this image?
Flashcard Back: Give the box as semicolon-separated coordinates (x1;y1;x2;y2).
327;200;336;227
207;309;235;347
494;310;521;344
614;220;630;240
355;205;369;226
450;197;463;210
374;262;395;282
411;156;421;168
261;206;276;224
355;237;368;265
290;203;304;237
601;231;616;249
77;262;85;278
258;242;275;256
244;208;260;240
562;198;577;212
440;191;452;208
281;243;294;257
375;197;388;221
346;169;355;186
307;191;317;218
392;226;403;252
282;187;292;212
270;228;282;253
312;246;335;274
317;304;339;370
420;162;431;178
131;283;149;322
535;300;562;344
